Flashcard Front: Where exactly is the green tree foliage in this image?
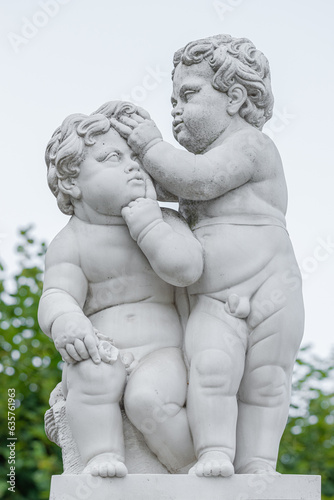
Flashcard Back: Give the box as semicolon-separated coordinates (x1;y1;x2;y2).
0;227;333;499
0;227;62;500
278;347;334;499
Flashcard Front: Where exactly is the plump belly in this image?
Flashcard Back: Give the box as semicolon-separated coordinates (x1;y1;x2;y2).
88;301;183;360
188;223;298;298
84;271;174;316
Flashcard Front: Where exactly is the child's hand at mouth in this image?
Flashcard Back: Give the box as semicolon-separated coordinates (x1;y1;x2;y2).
121;179;163;242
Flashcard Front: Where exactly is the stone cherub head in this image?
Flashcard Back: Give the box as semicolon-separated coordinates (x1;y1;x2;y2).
172;34;274;131
45;101;146;217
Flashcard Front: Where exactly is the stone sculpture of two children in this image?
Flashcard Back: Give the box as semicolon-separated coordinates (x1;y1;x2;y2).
38;34;304;479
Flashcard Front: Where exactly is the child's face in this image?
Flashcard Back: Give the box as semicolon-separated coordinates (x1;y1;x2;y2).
74;128;147;216
171;61;232;154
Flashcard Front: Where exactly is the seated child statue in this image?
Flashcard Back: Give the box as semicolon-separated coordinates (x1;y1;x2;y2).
38;101;204;477
111;35;305;477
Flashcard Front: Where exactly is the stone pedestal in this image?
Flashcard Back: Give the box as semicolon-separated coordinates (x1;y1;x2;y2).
49;474;321;500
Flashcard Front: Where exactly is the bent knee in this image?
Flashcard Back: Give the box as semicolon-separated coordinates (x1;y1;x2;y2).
67;358;126;399
191;349;243;394
124;385;182;431
124;385;179;416
239;365;289;407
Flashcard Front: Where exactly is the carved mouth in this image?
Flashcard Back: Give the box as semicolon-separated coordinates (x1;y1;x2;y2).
128;173;144;183
173;121;184;133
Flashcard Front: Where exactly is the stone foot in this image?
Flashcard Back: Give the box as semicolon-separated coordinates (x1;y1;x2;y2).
189;451;234;477
237;459;280;475
83;453;128;477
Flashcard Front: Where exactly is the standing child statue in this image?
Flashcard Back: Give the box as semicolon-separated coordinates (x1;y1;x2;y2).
111;34;304;477
38;101;203;477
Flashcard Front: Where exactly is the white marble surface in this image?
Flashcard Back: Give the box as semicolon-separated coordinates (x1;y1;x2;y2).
41;35;305;480
50;474;321;500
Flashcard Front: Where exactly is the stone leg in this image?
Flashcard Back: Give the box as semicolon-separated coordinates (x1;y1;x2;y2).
65;357;127;477
235;286;304;474
184;296;247;476
124;347;195;473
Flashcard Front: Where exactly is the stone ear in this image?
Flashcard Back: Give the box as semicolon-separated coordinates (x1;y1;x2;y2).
227;84;247;115
58;178;82;200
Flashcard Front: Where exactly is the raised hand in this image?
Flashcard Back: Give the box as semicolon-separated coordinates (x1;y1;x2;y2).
109;109;145;138
110;111;163;158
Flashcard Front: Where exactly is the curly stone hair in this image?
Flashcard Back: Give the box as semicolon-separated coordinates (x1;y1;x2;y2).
173;34;274;129
45;101;137;215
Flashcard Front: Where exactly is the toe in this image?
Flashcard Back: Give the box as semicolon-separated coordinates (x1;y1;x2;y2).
91;465;99;476
211;461;221;476
115;463;128;477
203;462;213;476
99;464;108;478
220;461;234;477
107;464;116;477
196;463;204;477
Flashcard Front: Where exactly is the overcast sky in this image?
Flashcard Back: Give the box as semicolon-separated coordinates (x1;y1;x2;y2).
1;0;333;357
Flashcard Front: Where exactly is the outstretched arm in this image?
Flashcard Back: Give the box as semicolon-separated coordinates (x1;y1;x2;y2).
122;181;203;287
110;111;258;201
38;230;100;364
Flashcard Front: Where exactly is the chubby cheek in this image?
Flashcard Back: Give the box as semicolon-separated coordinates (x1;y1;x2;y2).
110;180;146;211
79;178;118;214
126;182;146;202
189;106;213;127
95;188;123;214
183;110;206;138
178;117;216;153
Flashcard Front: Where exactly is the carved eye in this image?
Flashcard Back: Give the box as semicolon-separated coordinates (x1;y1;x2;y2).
249;89;260;99
184;90;196;101
104;152;120;162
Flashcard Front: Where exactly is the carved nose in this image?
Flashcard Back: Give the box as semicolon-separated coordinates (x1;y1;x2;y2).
171;105;182;118
125;159;140;173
